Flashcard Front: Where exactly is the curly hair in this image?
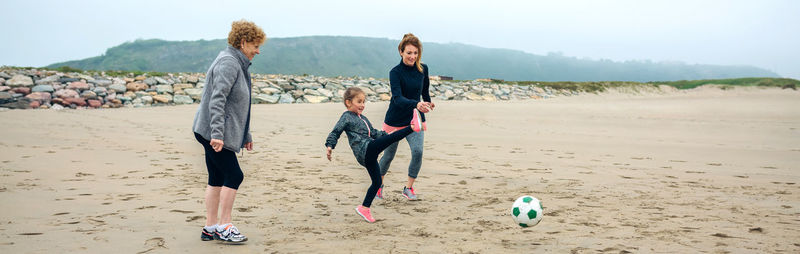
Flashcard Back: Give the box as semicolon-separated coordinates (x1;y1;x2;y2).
228;19;266;49
398;33;423;73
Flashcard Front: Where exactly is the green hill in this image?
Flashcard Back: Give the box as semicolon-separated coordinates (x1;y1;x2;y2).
47;36;780;82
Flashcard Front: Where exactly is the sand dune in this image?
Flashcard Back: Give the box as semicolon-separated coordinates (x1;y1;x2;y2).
1;87;798;253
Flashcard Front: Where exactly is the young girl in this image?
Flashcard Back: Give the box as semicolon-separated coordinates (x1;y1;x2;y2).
325;87;423;222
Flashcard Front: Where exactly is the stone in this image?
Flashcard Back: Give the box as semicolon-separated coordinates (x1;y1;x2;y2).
12;87;31;95
482;94;497;101
107;83;126;93
51;104;64;110
0;72;10;79
291;90;304;98
0;86;8;92
183;88;203;100
88;99;102;108
444;89;456;99
154;77;169;84
6;75;34;87
253;94;280;104
32;84;55;93
140;96;153;104
0;97;33;109
63;97;87;106
173;95;193;104
260;87;281;95
317;88;334;98
58;77;79;83
126;82;148;92
91;79;113;86
186;76;199;83
67;81;90;90
35;75;60;85
173;83;193;91
25;92;51;103
81;90;98;99
465;92;483;101
359;86;376;96
29;100;41;109
54;89;79;99
93;87;108;96
152;94;172;103
379;93;391;101
144;77;158;86
278;93;294;104
303;95;329;104
155;84;173;94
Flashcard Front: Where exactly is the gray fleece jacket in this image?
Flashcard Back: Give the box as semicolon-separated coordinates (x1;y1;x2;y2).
325;111;387;166
192;46;253;153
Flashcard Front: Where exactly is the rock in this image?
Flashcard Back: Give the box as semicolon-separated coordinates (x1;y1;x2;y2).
29;100;41;109
6;75;34;87
35;75;60;85
291;90;305;98
51;104;64;110
25;92;51;103
32;84;55;93
443;89;456;99
186;76;199;83
88;99;102;108
317;88;334;97
0;97;33;109
379;93;392;101
63;97;87;106
260;87;281;95
93;87;108;96
375;87;390;94
140;96;153;104
278;93;295;104
0;86;9;92
144;77;157;86
482;94;497;101
126;82;148;92
109;83;127;93
67;81;90;90
173;83;193;92
154;77;169;84
81;90;98;99
155;84;173;94
91;79;112;86
173;95;193;104
465;92;483;101
12;87;31;95
0;72;10;79
58;77;79;83
0;92;13;104
184;88;203;100
152;94;172;103
303;95;329;103
359;86;376;96
54;89;79;99
253;94;280;104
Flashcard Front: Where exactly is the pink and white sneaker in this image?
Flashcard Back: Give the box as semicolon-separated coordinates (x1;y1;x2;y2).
410;108;424;132
355;205;376;223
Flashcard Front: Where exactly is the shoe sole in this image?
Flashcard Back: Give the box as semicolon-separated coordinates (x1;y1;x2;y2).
412;109;422;132
355;207;375;223
401;193;418;200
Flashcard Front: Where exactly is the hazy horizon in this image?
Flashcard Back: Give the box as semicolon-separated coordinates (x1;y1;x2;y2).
2;0;798;79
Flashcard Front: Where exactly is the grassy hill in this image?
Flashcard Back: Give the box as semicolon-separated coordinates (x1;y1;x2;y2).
47;36;781;82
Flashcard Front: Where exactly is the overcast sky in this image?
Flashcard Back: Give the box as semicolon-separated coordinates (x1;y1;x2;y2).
2;0;799;79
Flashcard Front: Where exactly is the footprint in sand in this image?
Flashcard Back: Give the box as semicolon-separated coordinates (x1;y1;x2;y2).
138;237;167;254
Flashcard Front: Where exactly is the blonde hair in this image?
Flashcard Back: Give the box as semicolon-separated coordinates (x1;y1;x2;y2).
343;87;365;107
228;19;266;49
398;33;423;73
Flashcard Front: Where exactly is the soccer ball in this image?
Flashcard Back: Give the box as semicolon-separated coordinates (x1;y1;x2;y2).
511;195;543;227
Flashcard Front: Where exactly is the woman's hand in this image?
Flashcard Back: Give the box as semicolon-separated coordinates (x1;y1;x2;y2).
210;139;224;152
244;142;253;151
326;147;333;161
416;102;431;113
426;102;435;111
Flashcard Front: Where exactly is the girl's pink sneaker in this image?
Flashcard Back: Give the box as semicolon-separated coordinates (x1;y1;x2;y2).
355;205;376;223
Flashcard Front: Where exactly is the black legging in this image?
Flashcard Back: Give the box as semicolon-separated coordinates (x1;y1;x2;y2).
362;126;414;207
194;133;244;190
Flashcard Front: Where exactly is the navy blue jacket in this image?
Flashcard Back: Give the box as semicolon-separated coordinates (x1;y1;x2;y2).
384;61;431;127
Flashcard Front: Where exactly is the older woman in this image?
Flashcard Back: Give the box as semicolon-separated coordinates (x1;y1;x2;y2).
377;33;435;201
192;19;265;243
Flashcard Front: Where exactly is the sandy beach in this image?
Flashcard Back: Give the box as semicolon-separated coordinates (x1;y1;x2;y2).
1;87;799;253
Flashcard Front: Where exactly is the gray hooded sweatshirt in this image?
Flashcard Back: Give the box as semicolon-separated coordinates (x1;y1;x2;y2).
192;46;253;153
